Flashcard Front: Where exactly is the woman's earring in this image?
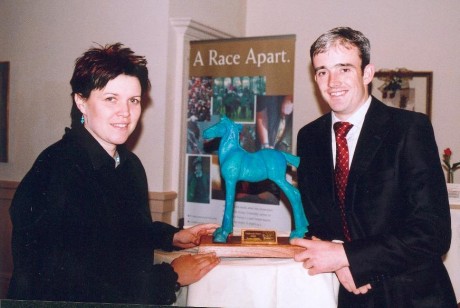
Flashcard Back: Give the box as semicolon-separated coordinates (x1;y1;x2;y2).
81;115;85;124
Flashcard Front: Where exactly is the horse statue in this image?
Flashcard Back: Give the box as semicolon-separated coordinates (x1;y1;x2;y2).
203;117;309;243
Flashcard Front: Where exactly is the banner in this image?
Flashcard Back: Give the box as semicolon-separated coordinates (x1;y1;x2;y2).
184;35;296;235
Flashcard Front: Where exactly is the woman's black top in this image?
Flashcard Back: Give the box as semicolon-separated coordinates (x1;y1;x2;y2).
8;126;180;305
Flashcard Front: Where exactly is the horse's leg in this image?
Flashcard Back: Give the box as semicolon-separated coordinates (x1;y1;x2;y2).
213;179;237;243
274;179;309;239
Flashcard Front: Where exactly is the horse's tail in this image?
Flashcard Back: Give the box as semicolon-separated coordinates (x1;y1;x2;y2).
281;151;300;168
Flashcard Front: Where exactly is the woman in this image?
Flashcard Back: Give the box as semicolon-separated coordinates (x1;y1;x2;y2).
8;43;219;305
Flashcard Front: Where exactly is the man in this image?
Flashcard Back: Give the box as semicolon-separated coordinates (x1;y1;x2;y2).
292;27;456;307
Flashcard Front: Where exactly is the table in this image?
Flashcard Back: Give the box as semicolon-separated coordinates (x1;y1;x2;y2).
155;205;460;307
154;249;339;308
444;205;460;303
156;205;460;307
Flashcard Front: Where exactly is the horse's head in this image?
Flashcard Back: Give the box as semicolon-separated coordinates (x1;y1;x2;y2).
203;117;242;140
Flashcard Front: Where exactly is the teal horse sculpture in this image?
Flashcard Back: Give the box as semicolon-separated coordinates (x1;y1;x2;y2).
203;117;309;243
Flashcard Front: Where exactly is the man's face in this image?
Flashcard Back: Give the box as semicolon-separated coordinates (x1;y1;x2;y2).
313;44;374;120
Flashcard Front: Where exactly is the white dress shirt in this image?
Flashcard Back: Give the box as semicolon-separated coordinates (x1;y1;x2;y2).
332;96;372;168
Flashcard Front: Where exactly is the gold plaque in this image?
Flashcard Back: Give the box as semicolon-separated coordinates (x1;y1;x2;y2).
241;229;277;245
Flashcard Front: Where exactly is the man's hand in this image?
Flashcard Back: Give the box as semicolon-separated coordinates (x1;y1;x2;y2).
173;223;219;249
171;252;220;286
291;238;349;274
336;267;372;294
291;238;372;295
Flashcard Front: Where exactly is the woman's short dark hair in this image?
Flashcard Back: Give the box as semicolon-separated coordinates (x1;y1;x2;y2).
70;43;150;128
310;27;371;72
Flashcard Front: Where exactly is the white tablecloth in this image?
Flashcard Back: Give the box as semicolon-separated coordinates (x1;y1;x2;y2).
187;257;339;308
444;205;460;303
155;206;460;307
154;249;339;308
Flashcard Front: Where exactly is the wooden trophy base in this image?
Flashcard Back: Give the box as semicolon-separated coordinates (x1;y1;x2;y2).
198;233;304;258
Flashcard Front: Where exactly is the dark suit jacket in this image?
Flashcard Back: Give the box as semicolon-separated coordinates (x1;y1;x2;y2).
297;98;456;307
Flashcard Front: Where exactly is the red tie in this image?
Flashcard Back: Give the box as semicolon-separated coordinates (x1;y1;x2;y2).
334;121;353;242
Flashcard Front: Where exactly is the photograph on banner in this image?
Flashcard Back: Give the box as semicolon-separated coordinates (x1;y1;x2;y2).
212;75;264;123
187;76;213;154
184;35;297;235
186;155;211;204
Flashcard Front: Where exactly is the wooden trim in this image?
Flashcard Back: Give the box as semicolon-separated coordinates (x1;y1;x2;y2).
0;180;16;298
148;191;177;224
0;181;18;188
0;181;18;201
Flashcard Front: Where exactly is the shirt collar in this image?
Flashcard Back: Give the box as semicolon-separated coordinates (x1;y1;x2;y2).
332;95;371;129
65;126;127;170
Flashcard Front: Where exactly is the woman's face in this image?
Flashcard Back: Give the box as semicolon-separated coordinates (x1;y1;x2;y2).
76;74;142;154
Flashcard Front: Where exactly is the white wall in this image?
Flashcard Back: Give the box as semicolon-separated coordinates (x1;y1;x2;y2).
0;0;167;184
1;0;459;226
245;0;460;177
170;0;246;36
0;0;246;225
0;0;245;188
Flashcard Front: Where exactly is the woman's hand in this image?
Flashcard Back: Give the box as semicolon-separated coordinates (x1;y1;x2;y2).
171;252;220;286
173;223;219;248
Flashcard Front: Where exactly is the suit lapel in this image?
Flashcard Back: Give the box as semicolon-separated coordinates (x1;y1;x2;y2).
347;98;391;201
315;115;336;205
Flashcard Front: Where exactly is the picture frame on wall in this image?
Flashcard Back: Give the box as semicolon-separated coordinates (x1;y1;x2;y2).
0;62;9;162
371;69;432;119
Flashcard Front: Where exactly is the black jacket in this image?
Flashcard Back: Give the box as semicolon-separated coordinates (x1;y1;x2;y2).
8;126;180;305
297;98;456;307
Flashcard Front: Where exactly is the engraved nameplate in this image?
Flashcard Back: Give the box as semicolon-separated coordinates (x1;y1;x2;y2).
241;229;277;245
